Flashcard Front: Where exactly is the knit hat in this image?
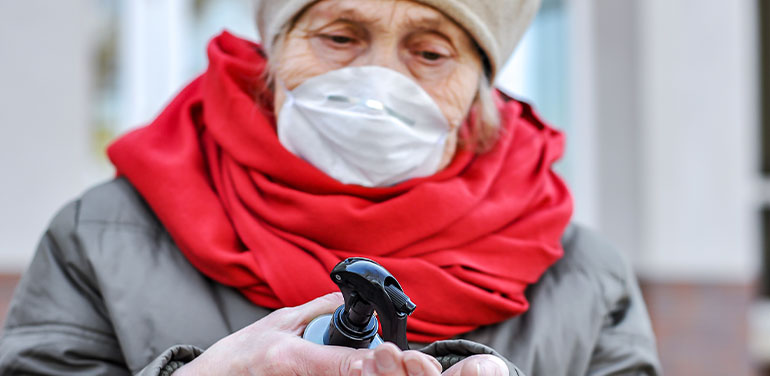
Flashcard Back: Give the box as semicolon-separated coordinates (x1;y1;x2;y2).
256;0;541;81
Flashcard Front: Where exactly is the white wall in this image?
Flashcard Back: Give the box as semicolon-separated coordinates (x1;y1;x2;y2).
0;0;106;272
119;0;193;132
591;0;644;263
565;0;599;229
634;0;760;282
551;0;760;283
120;0;257;132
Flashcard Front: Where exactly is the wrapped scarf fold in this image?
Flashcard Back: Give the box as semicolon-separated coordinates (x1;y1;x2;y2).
108;31;573;342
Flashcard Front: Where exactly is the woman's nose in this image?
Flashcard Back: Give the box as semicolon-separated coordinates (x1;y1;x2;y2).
352;44;411;78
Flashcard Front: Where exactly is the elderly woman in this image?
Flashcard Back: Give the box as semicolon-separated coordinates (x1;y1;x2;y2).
0;0;661;375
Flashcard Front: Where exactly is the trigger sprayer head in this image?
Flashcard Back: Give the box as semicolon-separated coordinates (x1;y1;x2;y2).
327;257;416;350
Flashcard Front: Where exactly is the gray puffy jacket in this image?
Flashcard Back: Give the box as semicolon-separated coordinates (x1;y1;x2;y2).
0;179;661;375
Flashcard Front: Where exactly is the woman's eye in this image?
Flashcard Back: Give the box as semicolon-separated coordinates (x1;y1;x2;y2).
420;51;444;61
323;34;355;45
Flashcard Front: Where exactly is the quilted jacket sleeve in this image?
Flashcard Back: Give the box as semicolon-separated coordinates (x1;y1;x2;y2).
0;200;191;376
135;345;202;376
585;260;661;376
0;200;130;375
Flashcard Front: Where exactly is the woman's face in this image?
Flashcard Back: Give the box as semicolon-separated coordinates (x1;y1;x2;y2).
272;0;484;133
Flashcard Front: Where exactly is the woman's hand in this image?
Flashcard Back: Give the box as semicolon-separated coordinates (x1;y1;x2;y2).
174;293;443;376
441;354;509;376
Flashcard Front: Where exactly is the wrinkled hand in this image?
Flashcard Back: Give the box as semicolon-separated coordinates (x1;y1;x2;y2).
441;354;509;376
174;293;443;376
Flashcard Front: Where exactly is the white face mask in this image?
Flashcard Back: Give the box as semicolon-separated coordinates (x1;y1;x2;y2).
277;66;450;187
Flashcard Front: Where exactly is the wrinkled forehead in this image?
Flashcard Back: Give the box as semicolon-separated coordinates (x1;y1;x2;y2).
282;0;487;72
259;0;541;81
295;0;452;32
259;0;494;76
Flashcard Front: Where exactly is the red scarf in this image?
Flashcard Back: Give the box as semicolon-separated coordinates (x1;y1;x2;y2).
108;32;573;342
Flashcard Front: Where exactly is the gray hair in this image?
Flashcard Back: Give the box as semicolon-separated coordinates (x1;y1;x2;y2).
469;74;501;153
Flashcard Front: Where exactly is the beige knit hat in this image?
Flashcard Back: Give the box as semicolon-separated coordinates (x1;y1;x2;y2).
256;0;541;81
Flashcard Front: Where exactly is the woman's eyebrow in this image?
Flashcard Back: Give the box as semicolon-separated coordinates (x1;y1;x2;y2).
401;15;459;48
340;9;379;24
402;14;446;31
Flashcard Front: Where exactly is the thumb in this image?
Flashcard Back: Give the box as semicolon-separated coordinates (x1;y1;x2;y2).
298;342;442;376
292;340;369;376
268;292;344;333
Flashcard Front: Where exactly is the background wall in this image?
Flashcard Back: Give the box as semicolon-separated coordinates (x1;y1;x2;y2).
0;0;103;271
635;0;759;283
0;0;258;272
0;0;765;374
0;0;760;282
518;0;761;284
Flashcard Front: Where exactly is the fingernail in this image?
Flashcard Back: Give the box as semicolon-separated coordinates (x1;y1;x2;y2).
478;360;503;376
429;357;443;373
375;348;397;372
405;357;424;376
363;356;377;376
348;360;363;376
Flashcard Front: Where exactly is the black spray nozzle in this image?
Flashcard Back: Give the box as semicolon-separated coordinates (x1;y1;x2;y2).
385;284;416;314
327;257;415;350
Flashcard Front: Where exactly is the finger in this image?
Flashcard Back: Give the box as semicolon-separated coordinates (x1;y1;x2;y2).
290;339;372;376
403;350;442;376
363;353;377;376
349;359;364;376
441;355;507;376
266;292;344;332
428;356;442;374
372;342;406;375
294;340;409;376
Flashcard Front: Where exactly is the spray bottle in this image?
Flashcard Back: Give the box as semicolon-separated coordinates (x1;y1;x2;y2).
302;257;416;350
